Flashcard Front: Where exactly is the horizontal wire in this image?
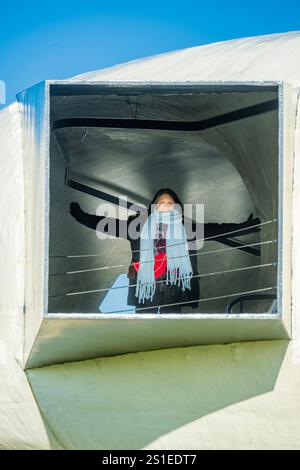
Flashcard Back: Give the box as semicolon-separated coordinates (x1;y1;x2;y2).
49;261;276;298
50;218;277;259
50;239;277;276
100;286;278;314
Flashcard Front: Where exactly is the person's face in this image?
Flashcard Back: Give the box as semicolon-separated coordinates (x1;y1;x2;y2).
156;193;175;212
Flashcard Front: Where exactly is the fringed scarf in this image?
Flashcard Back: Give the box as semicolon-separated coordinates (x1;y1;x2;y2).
135;206;193;304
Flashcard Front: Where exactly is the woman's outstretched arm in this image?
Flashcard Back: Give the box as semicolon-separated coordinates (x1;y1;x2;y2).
203;212;261;239
187;213;261;240
69;201;129;240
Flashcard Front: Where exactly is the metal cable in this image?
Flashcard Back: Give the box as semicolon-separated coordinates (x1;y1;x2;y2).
50;239;277;277
49;261;276;298
101;286;277;314
50;218;277;259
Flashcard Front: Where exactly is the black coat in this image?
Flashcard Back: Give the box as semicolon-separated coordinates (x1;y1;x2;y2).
70;205;260;312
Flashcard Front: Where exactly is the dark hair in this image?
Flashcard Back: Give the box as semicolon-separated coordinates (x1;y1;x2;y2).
147;188;184;216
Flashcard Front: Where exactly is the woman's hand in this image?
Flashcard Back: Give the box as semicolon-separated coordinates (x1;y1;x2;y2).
69;201;84;220
242;212;261;232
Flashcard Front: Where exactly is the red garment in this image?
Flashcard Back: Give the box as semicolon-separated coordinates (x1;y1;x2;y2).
133;252;167;279
133;223;168;279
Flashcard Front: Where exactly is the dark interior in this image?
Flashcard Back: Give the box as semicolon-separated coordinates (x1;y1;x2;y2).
48;83;279;314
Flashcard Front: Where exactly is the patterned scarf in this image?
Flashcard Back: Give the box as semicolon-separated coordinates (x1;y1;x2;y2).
135;206;193;304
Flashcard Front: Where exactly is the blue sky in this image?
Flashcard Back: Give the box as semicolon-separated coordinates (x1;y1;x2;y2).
0;0;299;107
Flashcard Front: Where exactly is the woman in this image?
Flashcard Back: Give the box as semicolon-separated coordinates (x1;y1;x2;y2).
69;188;261;314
